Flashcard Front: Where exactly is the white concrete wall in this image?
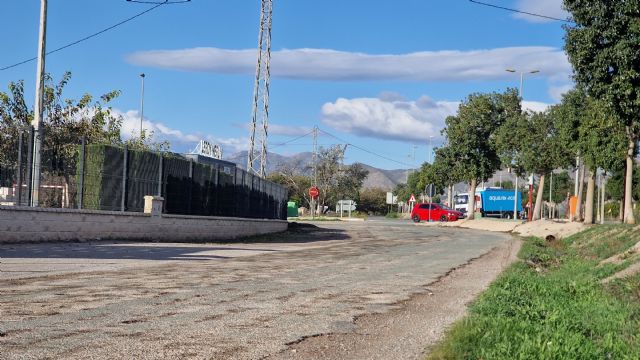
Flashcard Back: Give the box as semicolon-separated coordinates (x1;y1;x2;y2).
0;206;287;243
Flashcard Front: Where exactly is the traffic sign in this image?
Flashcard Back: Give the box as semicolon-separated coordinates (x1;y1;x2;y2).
409;194;416;203
309;186;320;199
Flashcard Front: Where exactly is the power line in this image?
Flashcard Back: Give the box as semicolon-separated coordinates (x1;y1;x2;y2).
317;128;414;168
468;0;575;24
270;129;315;149
1;1;184;71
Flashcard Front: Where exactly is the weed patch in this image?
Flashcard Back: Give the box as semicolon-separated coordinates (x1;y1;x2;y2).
427;224;640;360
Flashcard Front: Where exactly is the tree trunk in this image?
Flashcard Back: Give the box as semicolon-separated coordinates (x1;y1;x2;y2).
624;137;636;224
532;174;545;221
575;164;586;221
584;168;596;224
447;184;453;209
467;179;477;220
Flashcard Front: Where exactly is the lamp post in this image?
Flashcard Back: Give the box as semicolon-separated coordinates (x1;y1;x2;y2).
139;73;146;137
506;68;539;221
428;135;434;163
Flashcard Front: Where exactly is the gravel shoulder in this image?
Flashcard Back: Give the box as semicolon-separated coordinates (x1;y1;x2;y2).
269;235;521;360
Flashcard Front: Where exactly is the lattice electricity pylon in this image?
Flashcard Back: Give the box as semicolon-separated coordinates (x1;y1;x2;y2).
247;0;273;178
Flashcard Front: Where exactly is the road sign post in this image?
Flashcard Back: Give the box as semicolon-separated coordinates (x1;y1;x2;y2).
309;186;319;218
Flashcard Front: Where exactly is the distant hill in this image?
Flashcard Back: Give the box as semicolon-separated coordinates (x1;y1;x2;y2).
225;151;408;191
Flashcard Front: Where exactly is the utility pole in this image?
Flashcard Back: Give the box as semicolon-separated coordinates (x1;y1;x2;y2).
247;0;273;178
311;125;318;218
30;0;48;207
139;73;145;137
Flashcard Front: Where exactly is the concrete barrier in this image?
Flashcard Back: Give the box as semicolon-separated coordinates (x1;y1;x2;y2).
0;206;287;243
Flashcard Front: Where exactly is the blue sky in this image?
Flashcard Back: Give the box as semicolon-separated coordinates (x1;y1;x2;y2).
0;0;572;170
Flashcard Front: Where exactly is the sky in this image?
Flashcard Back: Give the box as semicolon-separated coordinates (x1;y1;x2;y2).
0;0;573;170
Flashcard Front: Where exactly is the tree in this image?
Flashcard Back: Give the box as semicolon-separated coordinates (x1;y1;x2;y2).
576;97;626;223
549;88;626;223
315;145;368;210
358;188;388;215
0;72;168;171
429;145;464;207
564;0;640;223
443;90;519;219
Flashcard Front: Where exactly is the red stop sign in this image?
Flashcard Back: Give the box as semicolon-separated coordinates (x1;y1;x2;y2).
309;186;320;199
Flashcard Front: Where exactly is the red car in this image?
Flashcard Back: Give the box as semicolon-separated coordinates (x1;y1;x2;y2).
411;203;463;222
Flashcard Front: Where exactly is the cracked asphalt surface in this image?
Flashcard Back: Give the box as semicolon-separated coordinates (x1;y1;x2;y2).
0;219;513;359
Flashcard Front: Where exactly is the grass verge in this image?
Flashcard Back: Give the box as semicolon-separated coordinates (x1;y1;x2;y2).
427;224;640;359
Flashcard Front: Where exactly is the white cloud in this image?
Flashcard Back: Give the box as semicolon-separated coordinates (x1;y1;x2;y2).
522;101;551;113
321;95;554;142
127;46;571;82
513;0;569;23
116;109;248;154
548;83;574;102
321;96;459;142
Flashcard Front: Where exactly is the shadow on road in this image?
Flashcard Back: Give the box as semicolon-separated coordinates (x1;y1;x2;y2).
0;225;351;261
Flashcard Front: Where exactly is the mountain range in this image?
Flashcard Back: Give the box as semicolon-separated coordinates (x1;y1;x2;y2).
225;151;409;191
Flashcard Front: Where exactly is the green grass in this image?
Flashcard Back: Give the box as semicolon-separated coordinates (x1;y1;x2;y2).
385;212;400;219
427;224;640;360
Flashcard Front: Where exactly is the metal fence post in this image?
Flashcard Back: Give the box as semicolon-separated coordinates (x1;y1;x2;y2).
25;126;34;206
121;146;128;212
77;137;86;209
188;158;193;214
16;131;23;205
157;152;163;197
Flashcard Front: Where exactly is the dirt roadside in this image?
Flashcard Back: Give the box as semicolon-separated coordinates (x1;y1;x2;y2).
438;218;588;240
266;236;522;360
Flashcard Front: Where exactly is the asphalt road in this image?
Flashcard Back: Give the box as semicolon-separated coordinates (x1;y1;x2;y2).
0;219;512;359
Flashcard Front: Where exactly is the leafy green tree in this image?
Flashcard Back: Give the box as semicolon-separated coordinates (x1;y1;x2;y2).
0;72;168;171
315;145;369;210
427;145;464;207
577;98;626;223
393;170;420;204
0;73;122;168
358;188;388;215
564;0;640;223
443;90;519;219
266;172;311;207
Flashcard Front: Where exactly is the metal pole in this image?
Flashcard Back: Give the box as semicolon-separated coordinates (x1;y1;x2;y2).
188;159;193;215
528;175;533;222
428;136;434;163
575;156;580;196
139;73;145;137
16;132;23;206
157;152;163;197
549;171;553;219
121;146;128;212
514;175;518;219
78;137;86;209
312;126;317;219
519;72;524;99
601;175;606;224
25;127;34;206
30;0;48;207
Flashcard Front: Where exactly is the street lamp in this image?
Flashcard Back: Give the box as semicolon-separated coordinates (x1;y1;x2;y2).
428;135;434;163
139;73;145;137
505;69;539;99
506;68;540;221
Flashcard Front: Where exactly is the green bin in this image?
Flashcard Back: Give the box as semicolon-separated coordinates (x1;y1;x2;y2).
287;201;299;217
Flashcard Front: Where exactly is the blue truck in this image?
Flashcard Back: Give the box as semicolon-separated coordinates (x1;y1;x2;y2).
453;188;523;219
